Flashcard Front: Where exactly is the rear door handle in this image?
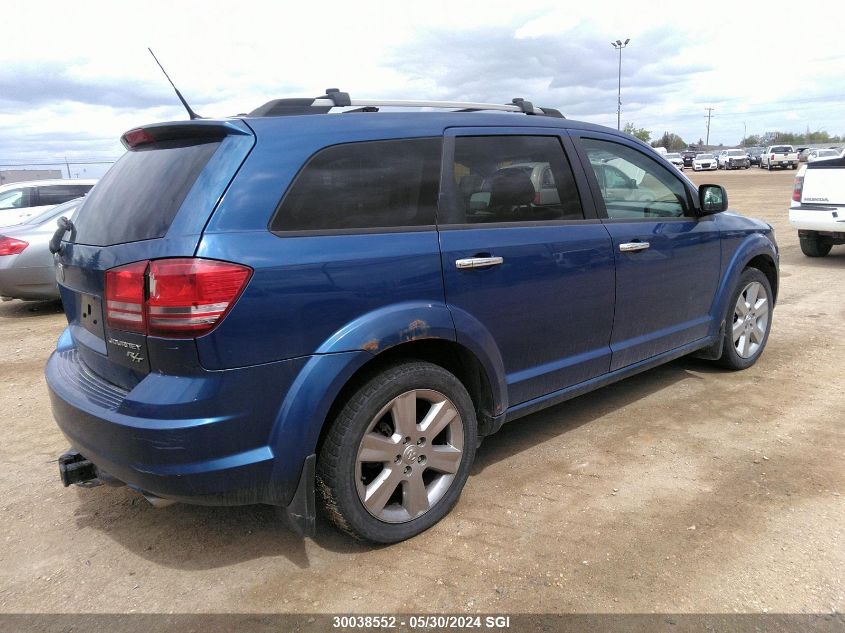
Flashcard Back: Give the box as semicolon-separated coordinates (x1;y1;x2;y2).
619;242;650;253
455;256;504;269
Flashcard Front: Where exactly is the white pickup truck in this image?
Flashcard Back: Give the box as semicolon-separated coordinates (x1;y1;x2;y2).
760;144;799;170
789;155;845;256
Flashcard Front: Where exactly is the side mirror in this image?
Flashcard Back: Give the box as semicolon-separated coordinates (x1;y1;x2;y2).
698;184;728;215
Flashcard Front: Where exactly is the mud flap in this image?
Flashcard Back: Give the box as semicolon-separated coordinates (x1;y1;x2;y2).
692;321;726;361
283;454;316;537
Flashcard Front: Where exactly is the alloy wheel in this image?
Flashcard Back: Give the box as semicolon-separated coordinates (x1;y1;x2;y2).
732;281;769;358
355;389;464;523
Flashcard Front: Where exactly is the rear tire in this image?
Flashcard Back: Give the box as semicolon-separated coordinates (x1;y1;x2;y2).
316;361;477;543
799;233;832;257
717;268;773;370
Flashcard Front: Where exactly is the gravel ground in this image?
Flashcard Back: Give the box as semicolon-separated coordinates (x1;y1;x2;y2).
0;167;842;615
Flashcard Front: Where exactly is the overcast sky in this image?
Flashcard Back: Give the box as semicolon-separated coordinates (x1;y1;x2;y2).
2;0;843;177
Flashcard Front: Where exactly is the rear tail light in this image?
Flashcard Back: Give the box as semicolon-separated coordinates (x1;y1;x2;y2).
104;261;148;332
771;154;775;161
792;175;804;202
533;192;542;205
0;237;29;256
147;259;252;336
105;258;251;337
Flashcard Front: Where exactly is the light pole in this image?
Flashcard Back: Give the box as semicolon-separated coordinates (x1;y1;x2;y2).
611;38;630;131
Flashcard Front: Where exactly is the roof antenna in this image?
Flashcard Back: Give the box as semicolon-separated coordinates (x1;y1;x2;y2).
147;48;202;120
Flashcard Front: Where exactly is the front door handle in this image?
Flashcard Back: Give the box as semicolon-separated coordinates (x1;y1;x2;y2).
455;256;504;269
619;241;650;253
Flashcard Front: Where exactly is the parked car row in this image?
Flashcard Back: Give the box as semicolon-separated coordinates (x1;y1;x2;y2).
669;145;842;173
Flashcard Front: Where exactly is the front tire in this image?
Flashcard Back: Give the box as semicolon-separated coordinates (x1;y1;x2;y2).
717;268;773;370
799;233;832;257
316;361;477;543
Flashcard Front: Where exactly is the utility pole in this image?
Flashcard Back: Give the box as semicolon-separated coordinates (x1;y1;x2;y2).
64;156;71;179
611;39;630;131
743;121;747;144
705;107;714;147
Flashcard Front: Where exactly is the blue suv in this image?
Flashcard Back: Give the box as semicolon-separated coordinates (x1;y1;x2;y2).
46;92;778;543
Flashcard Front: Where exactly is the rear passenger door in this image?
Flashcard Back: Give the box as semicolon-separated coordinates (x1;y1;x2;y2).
437;128;615;407
570;132;721;370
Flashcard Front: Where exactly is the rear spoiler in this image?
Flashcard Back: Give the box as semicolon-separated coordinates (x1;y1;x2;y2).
121;120;251;149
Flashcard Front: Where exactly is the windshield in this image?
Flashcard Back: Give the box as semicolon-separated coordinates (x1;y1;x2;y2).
697;154;714;159
727;150;745;156
0;189;23;210
665;154;681;159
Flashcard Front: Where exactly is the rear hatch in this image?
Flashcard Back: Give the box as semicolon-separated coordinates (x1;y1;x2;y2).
56;120;254;390
803;157;845;206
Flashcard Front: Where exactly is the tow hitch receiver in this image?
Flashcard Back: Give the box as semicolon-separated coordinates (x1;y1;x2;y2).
58;450;99;487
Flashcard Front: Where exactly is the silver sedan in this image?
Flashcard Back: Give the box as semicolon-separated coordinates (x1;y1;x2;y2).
0;198;82;301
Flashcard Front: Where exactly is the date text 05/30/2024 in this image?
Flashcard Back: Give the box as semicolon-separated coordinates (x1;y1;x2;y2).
332;615;511;629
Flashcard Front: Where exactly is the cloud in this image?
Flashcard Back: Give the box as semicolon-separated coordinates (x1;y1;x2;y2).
387;24;712;125
0;62;174;111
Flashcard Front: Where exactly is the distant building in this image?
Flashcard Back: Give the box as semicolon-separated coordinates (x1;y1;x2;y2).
0;169;63;185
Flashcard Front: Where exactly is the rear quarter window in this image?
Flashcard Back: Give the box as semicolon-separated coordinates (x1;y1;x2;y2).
71;139;221;246
271;138;442;233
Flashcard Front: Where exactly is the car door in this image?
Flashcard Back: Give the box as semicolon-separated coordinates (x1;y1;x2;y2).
437;128;615;406
570;132;721;371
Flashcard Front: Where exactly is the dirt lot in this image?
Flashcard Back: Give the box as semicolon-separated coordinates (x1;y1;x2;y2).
0;167;842;615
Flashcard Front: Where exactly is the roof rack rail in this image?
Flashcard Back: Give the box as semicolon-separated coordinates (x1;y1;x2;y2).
249;90;565;118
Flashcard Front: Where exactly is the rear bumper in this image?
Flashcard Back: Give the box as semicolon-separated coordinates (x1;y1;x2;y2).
789;207;845;234
45;337;310;508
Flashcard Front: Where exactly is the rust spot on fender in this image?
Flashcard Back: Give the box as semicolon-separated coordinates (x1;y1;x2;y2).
362;339;379;352
400;319;431;342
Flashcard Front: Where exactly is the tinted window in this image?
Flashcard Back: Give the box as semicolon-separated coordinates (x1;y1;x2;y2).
0;188;33;210
37;184;93;206
272;138;441;232
447;136;583;224
71;139;220;246
582;138;688;219
770;146;792;153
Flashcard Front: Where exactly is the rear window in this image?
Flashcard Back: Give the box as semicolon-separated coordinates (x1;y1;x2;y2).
271;138;441;233
770;146;792;153
71;139;220;246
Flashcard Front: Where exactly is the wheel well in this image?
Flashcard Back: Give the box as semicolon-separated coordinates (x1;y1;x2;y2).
746;255;778;304
316;340;497;455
